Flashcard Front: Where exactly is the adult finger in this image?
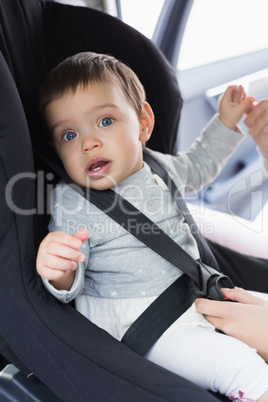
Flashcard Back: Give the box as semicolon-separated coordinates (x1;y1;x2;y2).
195;298;230;318
221;288;268;306
244;99;268;127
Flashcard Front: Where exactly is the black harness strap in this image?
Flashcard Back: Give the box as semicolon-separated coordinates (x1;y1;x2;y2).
88;187;203;287
121;274;195;356
143;151;220;270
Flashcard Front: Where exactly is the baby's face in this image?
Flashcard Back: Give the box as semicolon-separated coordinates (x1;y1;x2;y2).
45;83;150;190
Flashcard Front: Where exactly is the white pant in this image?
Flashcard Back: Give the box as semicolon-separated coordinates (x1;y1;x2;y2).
146;324;268;401
76;291;268;401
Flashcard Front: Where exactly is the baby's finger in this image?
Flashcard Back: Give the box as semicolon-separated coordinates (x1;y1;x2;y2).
42;254;78;272
47;231;83;250
72;228;90;243
46;241;85;263
231;85;244;103
41;266;75;282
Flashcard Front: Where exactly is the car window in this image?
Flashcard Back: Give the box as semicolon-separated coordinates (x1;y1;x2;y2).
53;0;119;15
54;0;88;5
120;0;165;38
178;0;268;71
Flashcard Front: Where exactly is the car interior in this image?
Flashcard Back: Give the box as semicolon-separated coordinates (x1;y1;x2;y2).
0;1;267;401
120;0;268;258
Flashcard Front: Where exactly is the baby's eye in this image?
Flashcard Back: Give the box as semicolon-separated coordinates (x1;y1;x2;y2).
63;131;76;142
99;117;114;127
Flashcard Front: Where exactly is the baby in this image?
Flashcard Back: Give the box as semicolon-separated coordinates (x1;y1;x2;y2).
37;52;268;401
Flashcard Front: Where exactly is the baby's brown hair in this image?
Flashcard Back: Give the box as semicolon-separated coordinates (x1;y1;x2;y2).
39;51;146;126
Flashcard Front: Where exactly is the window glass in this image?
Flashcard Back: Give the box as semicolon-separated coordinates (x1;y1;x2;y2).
54;0;88;5
120;0;165;38
178;0;268;71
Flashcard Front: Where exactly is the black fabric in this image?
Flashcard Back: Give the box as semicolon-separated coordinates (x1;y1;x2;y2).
208;240;268;292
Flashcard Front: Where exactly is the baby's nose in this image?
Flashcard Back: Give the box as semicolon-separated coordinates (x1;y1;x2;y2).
82;136;102;153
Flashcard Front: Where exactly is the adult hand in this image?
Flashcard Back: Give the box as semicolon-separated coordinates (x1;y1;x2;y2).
244;99;268;158
195;287;268;362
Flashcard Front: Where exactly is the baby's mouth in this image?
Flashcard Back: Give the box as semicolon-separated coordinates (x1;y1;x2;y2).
86;158;111;178
89;160;108;171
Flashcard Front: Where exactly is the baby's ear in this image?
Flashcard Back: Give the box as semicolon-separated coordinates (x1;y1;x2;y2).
139;102;154;142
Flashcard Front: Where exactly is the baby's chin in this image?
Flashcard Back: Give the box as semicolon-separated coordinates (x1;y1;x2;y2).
72;175;117;191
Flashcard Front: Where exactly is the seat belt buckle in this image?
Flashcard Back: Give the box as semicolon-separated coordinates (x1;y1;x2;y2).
194;260;235;301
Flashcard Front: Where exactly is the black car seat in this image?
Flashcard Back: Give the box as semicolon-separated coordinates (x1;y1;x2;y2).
0;1;231;401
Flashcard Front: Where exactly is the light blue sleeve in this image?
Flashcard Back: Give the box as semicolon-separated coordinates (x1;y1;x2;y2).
146;114;245;195
41;262;85;303
41;182;90;303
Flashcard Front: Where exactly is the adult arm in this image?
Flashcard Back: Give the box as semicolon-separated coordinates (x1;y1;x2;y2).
195;287;268;362
262;156;268;174
244;98;268;173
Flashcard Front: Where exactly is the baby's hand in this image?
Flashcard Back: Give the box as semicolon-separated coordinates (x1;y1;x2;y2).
36;229;89;290
218;85;255;130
